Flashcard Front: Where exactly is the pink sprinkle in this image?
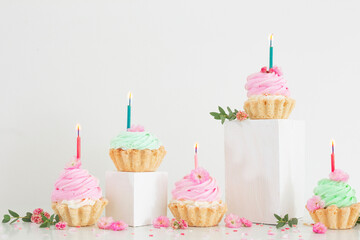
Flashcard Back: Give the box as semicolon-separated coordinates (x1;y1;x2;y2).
268;232;275;235
149;234;154;237
180;233;185;235
17;220;20;223
260;225;263;227
76;226;80;228
281;229;285;231
233;230;238;232
256;223;259;225
226;233;230;235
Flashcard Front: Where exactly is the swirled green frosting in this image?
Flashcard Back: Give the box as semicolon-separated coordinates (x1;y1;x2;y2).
110;131;162;150
314;179;357;208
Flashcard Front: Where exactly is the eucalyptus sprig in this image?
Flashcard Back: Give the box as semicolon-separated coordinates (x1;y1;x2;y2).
2;210;32;224
210;106;239;124
39;213;60;228
274;214;298;228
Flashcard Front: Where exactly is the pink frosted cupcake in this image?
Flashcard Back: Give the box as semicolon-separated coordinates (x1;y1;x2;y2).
244;66;295;119
168;167;227;227
51;158;108;227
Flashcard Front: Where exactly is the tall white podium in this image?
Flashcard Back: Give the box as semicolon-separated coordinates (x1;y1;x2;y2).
224;120;305;224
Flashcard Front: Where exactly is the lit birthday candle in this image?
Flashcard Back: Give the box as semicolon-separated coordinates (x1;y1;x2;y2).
331;140;335;172
269;34;274;69
194;143;198;169
76;124;81;159
127;92;132;130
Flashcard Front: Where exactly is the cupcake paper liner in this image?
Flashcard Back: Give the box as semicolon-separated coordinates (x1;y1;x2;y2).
244;96;296;119
109;146;166;172
168;201;227;227
306;203;360;229
51;198;108;227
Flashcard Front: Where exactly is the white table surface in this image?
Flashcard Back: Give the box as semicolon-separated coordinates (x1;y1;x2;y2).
1;221;359;240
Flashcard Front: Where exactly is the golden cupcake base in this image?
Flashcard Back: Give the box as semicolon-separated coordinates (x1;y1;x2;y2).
307;203;360;229
51;198;108;227
168;201;227;227
244;96;296;119
109;146;166;172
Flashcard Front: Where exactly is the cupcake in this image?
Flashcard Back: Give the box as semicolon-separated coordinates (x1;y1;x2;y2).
51;158;108;227
306;169;360;229
109;125;166;172
244;66;296;119
168;167;227;227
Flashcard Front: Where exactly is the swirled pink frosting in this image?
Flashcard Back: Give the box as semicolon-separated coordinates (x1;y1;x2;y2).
171;168;221;202
245;66;290;97
51;158;102;202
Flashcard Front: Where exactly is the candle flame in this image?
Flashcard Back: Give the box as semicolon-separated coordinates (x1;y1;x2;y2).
331;139;335;146
76;124;81;131
269;34;274;47
128;91;132;99
195;143;198;153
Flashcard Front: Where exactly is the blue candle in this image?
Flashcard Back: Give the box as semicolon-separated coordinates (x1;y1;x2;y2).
269;34;273;69
127;92;132;130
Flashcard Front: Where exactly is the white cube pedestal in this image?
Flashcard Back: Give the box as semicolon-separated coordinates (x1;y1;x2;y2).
224;120;305;224
105;171;168;227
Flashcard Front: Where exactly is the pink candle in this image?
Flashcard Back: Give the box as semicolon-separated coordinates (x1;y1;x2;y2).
194;143;198;169
77;125;81;159
331;140;335;172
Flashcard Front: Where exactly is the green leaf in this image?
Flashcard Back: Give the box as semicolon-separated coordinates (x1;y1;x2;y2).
291;218;298;225
288;220;293;227
10;218;18;224
220;115;225;124
284;214;288;222
55;215;60;223
49;214;54;223
47;222;51;228
26;212;32;218
210;112;219;117
274;214;282;221
22;217;31;223
227;107;232;114
218;106;225;115
8;210;19;218
41;214;48;222
39;222;48;228
2;214;10;223
276;221;286;229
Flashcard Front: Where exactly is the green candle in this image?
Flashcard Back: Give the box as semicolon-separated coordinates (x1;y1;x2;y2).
269;34;273;69
127;92;132;130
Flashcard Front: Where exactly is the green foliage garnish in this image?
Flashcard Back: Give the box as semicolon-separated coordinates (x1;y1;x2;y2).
274;214;298;228
2;210;60;228
210;106;239;124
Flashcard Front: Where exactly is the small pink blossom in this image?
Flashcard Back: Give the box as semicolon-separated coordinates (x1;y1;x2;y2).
31;214;42;224
33;208;43;215
236;111;248;121
313;222;327;234
97;217;114;230
110;221;128;231
306;196;325;211
329;169;349;182
224;214;241;228
261;67;268;73
189;167;210;184
66;156;81;169
55;222;67;230
128;124;145;132
240;217;252;227
152;216;170;228
270;66;283;76
171;219;188;230
43;212;50;219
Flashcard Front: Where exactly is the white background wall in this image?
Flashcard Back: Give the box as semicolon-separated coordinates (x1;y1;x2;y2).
1;0;360;217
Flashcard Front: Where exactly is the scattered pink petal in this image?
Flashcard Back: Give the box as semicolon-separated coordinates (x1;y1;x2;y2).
180;233;185;235
224;214;241;228
110;221;128;231
55;222;67;230
149;234;154;237
240;217;252;227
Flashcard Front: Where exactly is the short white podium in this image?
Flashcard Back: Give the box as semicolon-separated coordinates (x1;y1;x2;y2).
105;171;168;227
224;120;305;224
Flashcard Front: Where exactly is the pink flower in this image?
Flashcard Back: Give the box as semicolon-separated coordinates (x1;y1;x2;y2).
97;217;114;230
43;212;50;219
329;169;349;182
269;66;283;76
33;208;43;215
179;220;188;229
240;217;252;227
171;219;188;230
55;221;67;230
128;124;145;132
110;221;128;231
261;67;268;73
236;111;248;121
313;222;327;234
189;167;210;184
306;196;325;212
153;216;170;228
66;156;81;169
31;214;42;224
224;214;241;228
